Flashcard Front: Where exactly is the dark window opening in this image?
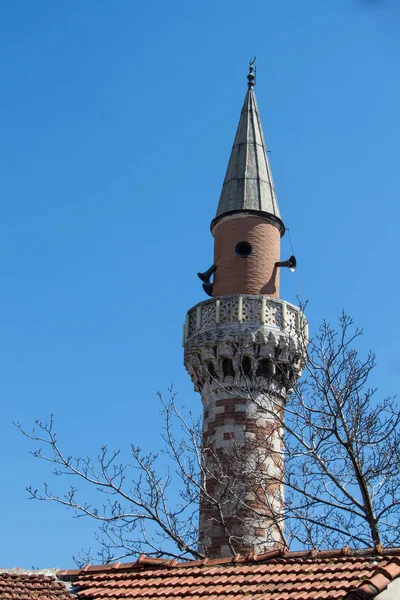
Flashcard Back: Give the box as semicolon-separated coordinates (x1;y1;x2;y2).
256;358;275;377
242;356;252;376
222;358;235;377
235;241;252;257
205;361;217;379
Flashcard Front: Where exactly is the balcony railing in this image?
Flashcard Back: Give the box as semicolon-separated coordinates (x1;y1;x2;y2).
183;295;307;344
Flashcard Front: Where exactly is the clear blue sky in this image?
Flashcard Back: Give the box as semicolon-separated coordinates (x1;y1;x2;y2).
0;0;399;569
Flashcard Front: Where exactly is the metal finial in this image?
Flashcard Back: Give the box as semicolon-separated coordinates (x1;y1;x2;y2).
248;57;256;88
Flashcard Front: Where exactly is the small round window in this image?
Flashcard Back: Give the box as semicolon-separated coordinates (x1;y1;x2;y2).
235;241;252;257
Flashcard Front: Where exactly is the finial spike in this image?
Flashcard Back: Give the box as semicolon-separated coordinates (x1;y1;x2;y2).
248;57;256;88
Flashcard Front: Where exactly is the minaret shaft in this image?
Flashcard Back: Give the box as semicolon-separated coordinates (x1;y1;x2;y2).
184;295;304;557
200;388;285;557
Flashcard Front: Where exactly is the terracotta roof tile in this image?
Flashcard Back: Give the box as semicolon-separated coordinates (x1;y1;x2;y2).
0;570;74;599
376;560;400;580
58;547;400;600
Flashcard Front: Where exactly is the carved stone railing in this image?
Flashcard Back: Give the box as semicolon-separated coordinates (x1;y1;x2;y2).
183;294;307;344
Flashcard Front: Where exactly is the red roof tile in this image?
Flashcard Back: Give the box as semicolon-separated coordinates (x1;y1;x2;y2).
58;547;400;600
0;570;74;599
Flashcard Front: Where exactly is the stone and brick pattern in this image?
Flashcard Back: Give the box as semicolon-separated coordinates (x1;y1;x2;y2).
199;391;285;559
212;215;281;298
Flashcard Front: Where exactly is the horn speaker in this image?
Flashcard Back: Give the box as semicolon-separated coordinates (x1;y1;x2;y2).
275;255;296;272
197;265;216;297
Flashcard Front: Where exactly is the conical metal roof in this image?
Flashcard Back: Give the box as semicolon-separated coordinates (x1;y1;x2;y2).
213;73;285;235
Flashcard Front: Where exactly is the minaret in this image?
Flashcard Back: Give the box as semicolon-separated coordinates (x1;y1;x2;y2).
183;64;306;559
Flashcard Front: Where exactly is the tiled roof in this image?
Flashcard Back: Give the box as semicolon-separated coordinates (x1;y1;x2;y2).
0;569;74;599
59;547;400;600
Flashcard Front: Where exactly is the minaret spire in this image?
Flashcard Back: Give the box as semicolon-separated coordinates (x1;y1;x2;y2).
213;61;284;236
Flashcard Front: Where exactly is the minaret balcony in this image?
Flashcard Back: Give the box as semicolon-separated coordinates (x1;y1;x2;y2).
183;294;307;344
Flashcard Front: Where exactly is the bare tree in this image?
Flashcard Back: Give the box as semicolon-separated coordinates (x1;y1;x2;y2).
17;392;204;564
281;314;400;549
17;314;400;564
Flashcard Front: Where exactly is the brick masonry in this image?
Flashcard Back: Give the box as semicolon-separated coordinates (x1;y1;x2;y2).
199;389;285;558
212;214;281;298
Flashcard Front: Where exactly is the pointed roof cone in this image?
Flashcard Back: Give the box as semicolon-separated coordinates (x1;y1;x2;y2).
212;65;285;236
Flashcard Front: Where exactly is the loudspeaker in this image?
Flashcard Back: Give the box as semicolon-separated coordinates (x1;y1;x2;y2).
197;265;216;298
202;282;213;296
197;265;216;283
275;255;296;272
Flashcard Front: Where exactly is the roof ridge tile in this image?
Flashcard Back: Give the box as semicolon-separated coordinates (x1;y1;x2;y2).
376;559;400;581
344;558;400;600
